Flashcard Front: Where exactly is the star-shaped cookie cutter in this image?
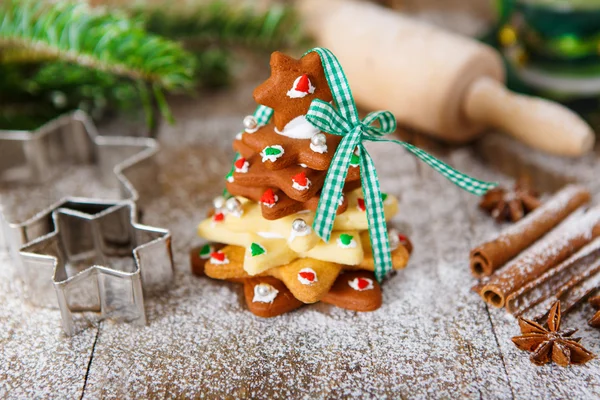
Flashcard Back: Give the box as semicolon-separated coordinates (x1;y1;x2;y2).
19;200;172;336
0;111;174;334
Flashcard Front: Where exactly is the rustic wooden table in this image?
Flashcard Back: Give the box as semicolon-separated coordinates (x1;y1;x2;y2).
1;80;600;399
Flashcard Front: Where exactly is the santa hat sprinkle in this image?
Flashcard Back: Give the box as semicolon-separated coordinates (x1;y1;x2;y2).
234;157;249;173
297;268;318;285
357;198;366;212
212;212;225;222
291;171;311;191
260;189;278;208
210;251;229;265
348;277;374;291
287;74;316;98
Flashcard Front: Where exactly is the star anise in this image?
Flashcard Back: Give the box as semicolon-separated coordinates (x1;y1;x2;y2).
511;301;595;367
589;295;600;328
479;176;541;222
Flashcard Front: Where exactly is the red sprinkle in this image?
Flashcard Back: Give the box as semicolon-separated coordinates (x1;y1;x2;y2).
296;74;310;93
357;198;366;212
213;212;225;222
261;189;277;205
357;278;369;290
292;171;308;187
398;234;408;243
298;271;316;282
210;251;225;262
234;157;247;170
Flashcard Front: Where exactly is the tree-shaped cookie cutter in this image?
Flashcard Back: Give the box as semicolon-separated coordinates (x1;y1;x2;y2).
0;111;174;335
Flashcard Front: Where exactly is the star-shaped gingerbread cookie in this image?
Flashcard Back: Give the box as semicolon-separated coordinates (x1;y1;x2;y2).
253;51;333;131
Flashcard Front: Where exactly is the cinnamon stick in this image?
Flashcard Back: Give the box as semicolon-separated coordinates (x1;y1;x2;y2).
527;270;600;323
505;238;600;316
589;294;600;328
480;206;600;308
470;185;590;278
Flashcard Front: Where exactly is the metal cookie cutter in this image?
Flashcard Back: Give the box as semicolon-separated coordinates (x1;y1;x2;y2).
19;200;172;336
0;111;174;334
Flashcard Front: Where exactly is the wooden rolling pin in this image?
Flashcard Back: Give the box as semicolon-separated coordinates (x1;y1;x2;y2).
299;0;595;157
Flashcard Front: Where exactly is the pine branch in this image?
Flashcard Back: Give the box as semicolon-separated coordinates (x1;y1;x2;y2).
137;1;303;50
0;0;196;90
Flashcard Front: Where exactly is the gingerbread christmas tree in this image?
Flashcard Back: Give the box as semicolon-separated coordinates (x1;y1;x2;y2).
192;50;413;317
226;51;362;219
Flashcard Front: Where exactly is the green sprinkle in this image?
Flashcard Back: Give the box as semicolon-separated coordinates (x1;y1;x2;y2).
339;233;354;246
350;153;360;166
264;147;282;156
250;242;266;257
381;193;388;202
199;244;212;258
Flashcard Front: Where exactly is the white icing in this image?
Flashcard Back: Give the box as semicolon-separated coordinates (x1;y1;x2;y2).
292;178;311;191
261;194;278;208
234;160;249;173
260;145;285;163
388;228;400;251
286;75;315;98
297;268;318;285
299;163;308;168
210;253;229;265
227;209;243;218
274;115;319;139
235;132;243;140
288;224;311;243
253;284;278;303
256;231;285;239
310;143;328;154
348;277;374;291
337;236;357;249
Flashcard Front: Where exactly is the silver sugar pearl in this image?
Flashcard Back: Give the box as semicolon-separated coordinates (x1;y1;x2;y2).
225;197;242;213
292;218;308;232
311;133;327;147
213;196;226;210
256;284;271;297
243;115;258;130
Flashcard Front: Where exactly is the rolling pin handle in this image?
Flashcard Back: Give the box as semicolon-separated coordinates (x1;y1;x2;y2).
463;77;595;157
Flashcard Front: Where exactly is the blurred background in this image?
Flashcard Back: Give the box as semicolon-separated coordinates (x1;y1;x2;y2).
2;0;600;140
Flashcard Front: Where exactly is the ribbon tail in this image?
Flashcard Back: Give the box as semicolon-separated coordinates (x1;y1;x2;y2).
312;128;362;242
369;137;497;196
359;147;392;282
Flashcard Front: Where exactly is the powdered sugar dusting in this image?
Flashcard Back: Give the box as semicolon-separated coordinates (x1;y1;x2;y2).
0;105;599;397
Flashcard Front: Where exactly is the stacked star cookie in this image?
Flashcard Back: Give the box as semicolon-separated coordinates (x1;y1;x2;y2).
193;51;413;317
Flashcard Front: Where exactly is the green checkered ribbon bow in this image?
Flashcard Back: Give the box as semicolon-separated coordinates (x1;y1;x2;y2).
304;48;497;281
236;48;496;281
